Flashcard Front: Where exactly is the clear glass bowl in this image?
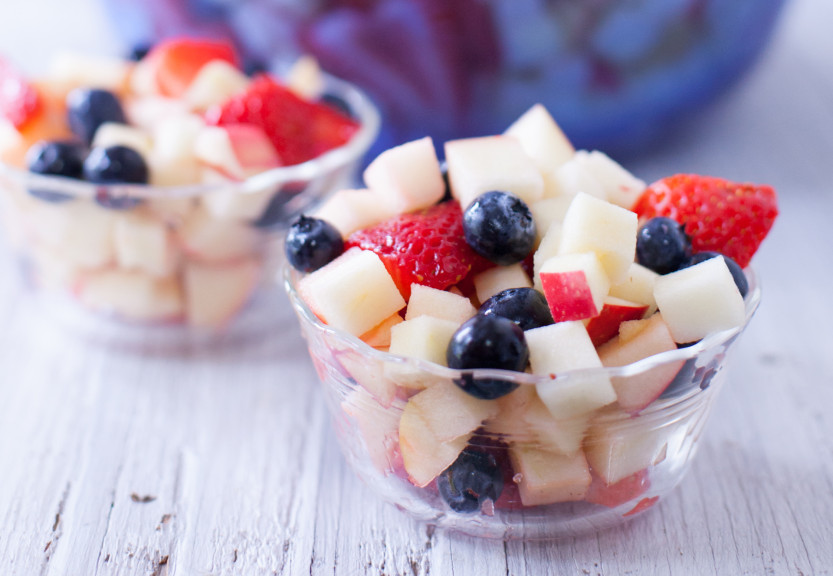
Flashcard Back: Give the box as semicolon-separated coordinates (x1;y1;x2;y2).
285;264;761;539
0;75;379;351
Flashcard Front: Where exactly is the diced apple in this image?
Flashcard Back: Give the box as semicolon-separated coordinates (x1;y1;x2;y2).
399;380;499;487
285;55;324;100
147;196;196;225
585;296;649;347
183;60;250;110
337;350;400;407
558;192;637;283
194;124;281;181
585;468;650;509
92;123;153;158
504;103;575;198
386;316;460;388
49;52;131;92
147;113;203;186
445;136;544;209
653;257;746;344
404;284;477;324
529;196;573;244
313;188;400;237
585;413;669;485
598;314;683;413
552;153;607;199
342;387;403;474
363;137;445;213
26;201;116;268
532;222;562;292
360;313;404;348
199;169;277;222
78;270;184;322
183;257;261;328
609;262;660;315
473;263;532;304
178;207;261;263
527;322;617;420
298;247;406;336
538;252;610;322
125;96;190;131
579;151;646;210
114;212;179;277
509;446;591;507
28;243;83;292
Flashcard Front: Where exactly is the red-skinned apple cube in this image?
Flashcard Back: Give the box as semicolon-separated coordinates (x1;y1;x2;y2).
538;252;610;322
585;296;649;347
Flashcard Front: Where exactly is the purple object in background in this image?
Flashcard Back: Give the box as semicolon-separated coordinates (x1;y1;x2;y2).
103;0;786;157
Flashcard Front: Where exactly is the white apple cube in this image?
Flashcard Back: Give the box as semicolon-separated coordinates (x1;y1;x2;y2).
342;388;403;473
49;52;130;91
387;315;459;373
653;257;746;344
29;244;83;292
585;414;670;485
598;313;683;413
313;188;399;237
527;322;617;419
285;55;325;100
552;153;607;199
558;192;637;283
609;262;660;316
405;284;476;324
114;213;179;277
194;124;281;182
78;270;184;322
27;201;116;269
183;60;250;110
147;114;204;186
532;222;562;292
148;197;196;225
509;446;591;506
92;123;153;158
183;257;261;328
580;150;646;210
298;248;406;336
538;252;610;322
529;196;573;244
125;96;190;131
338;350;400;407
473;263;532;304
363;137;445;213
359;313;404;349
445;136;544;209
178;207;261;263
199;169;277;222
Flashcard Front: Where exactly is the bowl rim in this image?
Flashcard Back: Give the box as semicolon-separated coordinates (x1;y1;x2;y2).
283;261;761;398
0;73;381;200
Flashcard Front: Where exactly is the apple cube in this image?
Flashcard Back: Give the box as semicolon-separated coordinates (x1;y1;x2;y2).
125;96;190;131
194;124;281;182
405;284;477;324
298;247;406;336
386;316;460;388
585;413;669;485
585;468;650;509
509;446;591;507
579;151;646;210
178;207;261;263
183;257;261;328
360;313;404;349
49;52;130;91
148;197;196;225
473;264;532;304
504;103;575;198
363;137;445;213
29;244;83;292
399;380;499;487
313;188;399;237
552;153;607;199
558;193;637;283
183;60;250;110
337;350;400;407
653;256;746;344
27;201;116;268
199;170;277;222
114;212;179;277
598;313;683;413
585;296;649;347
286;55;325;100
527;322;616;419
147;114;203;186
445;136;544;209
78;270;184;322
609;262;660;316
532;222;562;292
529;196;573;245
92;123;153;158
342;388;403;474
538;252;610;322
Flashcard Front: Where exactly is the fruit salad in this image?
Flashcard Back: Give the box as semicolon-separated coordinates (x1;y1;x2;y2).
0;39;376;330
285;104;777;535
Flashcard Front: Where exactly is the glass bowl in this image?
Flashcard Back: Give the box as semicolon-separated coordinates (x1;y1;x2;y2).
0;74;379;351
284;264;761;539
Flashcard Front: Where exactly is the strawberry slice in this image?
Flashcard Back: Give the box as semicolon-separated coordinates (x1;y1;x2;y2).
0;57;41;129
346;201;490;300
147;38;239;98
205;75;359;166
633;174;778;268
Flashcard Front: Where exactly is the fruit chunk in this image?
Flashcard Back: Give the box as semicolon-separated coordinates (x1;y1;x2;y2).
585;468;650;509
27;201;116;268
399;380;499;487
183;257;261;328
147;38;238;98
585;414;669;485
363;136;445;213
359;313;403;349
558;192;638;283
405;284;477;324
473;264;532;304
285;55;324;100
463;190;536;266
634;174;778;268
538;252;610;322
183;60;250;110
284;215;344;273
445;136;544;209
194;123;281;182
585;297;649;347
313;188;399;237
92;123;153;158
48;52;131;92
598;314;683;413
527;322;617;420
179;207;261;263
479;287;553;331
437;448;504;513
609;263;660;316
114;213;178;277
147;113;203;186
387;315;460;386
297;247;406;336
653;257;746;344
0;57;41;129
509;446;591;506
342;388;402;473
78;270;183;322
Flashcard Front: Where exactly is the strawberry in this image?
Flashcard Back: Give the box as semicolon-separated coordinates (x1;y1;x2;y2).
633;174;778;268
346;201;489;300
0;57;41;129
148;38;238;98
206;75;359;166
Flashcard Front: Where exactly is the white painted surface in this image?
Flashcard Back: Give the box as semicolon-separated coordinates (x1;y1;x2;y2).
1;0;832;574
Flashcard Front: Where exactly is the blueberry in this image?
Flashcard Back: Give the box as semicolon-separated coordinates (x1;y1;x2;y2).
636;217;691;275
682;251;749;298
463;191;536;265
25;140;87;202
437;448;504;513
479;287;553;331
128;42;153;61
285;215;344;272
66;88;127;145
83;145;148;210
447;314;528;400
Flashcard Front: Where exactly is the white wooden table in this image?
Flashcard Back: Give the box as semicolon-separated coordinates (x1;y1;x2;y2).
1;1;832;574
